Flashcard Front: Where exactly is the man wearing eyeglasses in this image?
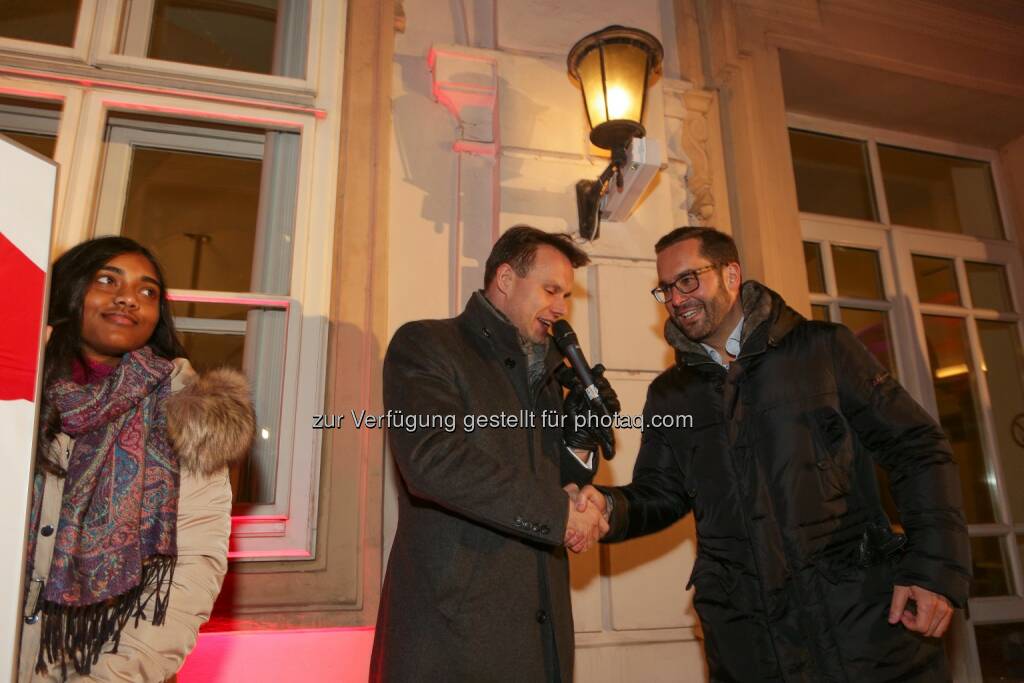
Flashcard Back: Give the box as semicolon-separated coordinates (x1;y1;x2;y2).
572;227;970;681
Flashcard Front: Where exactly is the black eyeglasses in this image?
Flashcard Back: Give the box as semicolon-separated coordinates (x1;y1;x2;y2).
651;264;718;303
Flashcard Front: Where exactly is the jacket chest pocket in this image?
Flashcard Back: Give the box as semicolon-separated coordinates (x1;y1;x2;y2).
808;406;855;500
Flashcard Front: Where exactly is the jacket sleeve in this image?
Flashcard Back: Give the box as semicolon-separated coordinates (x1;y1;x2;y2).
831;324;971;607
385;322;569;545
82;468;231;682
598;386;692;542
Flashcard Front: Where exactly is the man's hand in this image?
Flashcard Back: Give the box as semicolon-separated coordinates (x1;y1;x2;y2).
563;484;608;553
889;584;954;637
574;484;608;520
559;364;621;459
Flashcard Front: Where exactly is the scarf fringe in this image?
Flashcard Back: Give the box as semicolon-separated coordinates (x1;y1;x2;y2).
35;555;176;677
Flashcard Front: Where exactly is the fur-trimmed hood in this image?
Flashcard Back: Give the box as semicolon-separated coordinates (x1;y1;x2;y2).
165;364;255;476
664;280;803;365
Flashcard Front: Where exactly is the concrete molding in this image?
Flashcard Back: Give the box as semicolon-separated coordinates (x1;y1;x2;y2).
428;45;498;143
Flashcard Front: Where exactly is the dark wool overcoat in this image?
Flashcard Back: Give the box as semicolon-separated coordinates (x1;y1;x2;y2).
370;292;596;683
603;281;971;682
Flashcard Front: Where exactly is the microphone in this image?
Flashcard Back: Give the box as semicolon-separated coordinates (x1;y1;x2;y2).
550;320;607;414
550;320;615;459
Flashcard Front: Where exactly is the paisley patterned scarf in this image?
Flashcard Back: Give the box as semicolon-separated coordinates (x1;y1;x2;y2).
28;346;179;676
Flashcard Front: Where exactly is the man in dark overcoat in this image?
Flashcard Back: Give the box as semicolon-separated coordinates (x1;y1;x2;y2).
576;227;971;681
370;226;616;682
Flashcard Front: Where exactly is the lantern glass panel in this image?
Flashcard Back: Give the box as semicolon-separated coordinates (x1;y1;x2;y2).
577;42;648;128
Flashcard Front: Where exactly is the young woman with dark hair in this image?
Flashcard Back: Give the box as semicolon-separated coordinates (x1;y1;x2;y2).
20;236;255;682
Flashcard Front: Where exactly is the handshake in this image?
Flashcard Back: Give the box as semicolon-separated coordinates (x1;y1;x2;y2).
562;483;609;553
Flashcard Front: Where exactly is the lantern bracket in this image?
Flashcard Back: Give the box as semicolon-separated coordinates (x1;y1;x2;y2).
576;141;630;241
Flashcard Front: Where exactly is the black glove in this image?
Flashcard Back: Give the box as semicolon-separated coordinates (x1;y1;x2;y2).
557;363;620;459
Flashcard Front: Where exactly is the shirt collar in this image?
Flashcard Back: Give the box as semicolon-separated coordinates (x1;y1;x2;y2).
701;315;744;368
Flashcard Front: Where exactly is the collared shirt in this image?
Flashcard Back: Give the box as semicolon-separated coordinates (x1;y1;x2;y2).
701;316;744;368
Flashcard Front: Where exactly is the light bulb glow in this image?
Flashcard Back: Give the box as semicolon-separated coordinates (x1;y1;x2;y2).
605;86;632;119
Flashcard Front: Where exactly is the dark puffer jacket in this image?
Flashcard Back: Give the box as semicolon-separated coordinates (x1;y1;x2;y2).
602;281;970;682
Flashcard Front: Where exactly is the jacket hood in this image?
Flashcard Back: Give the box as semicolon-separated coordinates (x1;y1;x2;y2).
165;365;256;476
664;280;804;365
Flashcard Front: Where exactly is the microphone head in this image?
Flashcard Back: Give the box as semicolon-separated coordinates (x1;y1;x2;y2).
550;319;578;351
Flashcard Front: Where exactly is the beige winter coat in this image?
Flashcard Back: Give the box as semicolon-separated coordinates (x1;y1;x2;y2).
18;360;255;682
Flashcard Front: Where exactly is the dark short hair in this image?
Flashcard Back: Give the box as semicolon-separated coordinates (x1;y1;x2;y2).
483;225;590;288
654;226;739;266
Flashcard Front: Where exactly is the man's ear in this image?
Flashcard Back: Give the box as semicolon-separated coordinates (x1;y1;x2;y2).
494;262;516;297
725;262;742;291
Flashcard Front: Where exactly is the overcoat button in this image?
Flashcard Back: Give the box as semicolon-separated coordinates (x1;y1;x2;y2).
40;525;54;537
505;358;516;368
817;461;829;470
536;610;549;623
24;614;39;625
540;525;550;535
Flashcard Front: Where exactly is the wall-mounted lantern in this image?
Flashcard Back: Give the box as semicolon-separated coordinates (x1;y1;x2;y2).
568;25;663;240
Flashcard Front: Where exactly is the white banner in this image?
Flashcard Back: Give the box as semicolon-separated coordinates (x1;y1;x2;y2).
0;134;56;683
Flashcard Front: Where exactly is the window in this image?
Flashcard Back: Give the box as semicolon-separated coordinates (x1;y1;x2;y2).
0;1;80;47
0;96;60;158
879;145;1004;239
790;113;1024;680
118;0;309;77
0;1;347;560
800;228;899;376
93;116;300;509
789;129;877;222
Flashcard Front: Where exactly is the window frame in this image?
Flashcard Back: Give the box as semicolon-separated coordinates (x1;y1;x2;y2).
0;1;322;106
790;112;1024;681
788;112;1020;245
0;0;347;561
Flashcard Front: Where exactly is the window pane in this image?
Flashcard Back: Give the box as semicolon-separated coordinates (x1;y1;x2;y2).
173;300;287;506
3;131;56;158
840;307;895;375
970;536;1012;597
967;262;1013;312
978;321;1024;523
975;622;1024;681
100;119;300;298
913;255;961;306
789;129;877;221
124;0;309;78
122;147;264;292
0;0;79;46
804;241;826;293
811;305;830;322
0;96;60;159
832;246;883;300
879;145;1004;239
922;316;995;523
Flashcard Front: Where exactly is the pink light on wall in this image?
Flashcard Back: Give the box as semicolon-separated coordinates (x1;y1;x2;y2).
178;627;375;682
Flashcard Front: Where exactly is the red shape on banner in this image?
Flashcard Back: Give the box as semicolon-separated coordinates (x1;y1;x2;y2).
0;232;45;401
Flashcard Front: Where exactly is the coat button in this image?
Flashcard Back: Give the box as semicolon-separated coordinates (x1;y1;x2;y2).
536;609;549;624
505;358;516;368
540;525;550;535
40;525;54;537
24;614;39;625
817;461;829;470
531;523;540;532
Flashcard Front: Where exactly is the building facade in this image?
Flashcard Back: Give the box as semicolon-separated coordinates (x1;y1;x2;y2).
4;1;1024;680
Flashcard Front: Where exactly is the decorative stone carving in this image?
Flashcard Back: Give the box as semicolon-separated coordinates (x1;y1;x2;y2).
680;89;716;225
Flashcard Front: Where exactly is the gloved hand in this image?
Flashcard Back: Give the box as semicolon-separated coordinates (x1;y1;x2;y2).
557;363;620;459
